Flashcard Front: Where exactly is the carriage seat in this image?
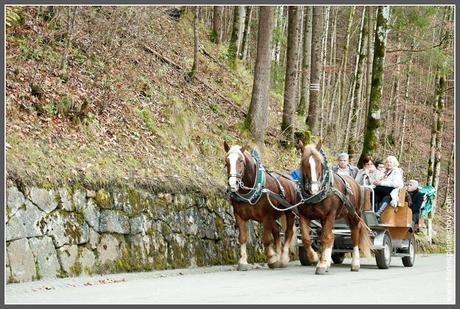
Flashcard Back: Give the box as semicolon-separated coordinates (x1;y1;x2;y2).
379;188;413;227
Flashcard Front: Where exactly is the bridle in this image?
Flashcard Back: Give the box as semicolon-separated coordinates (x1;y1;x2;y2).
299;148;333;204
226;148;266;204
226;150;247;189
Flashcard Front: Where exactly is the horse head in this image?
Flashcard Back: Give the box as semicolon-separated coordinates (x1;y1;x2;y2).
224;141;249;192
298;140;323;195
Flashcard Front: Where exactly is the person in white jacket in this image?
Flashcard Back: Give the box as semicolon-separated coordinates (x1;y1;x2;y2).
373;155;404;216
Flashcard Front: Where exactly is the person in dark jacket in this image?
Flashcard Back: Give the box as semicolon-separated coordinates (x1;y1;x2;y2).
406;179;424;230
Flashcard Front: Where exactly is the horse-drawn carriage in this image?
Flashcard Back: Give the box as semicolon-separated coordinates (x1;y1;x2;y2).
297;186;416;269
224;140;416;274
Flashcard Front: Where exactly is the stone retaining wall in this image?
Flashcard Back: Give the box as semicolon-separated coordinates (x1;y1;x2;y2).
5;186;266;283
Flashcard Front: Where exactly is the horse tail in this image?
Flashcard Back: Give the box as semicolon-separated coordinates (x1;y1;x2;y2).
358;220;373;257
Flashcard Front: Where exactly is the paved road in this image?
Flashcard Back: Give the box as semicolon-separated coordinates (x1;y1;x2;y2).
5;254;455;304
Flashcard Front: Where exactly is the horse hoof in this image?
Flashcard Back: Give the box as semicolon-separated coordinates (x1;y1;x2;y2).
315;267;327;275
278;262;288;268
351;265;360;272
237;263;250;271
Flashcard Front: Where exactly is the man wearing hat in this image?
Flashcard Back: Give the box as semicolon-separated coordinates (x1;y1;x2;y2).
406;179;424;230
332;152;359;178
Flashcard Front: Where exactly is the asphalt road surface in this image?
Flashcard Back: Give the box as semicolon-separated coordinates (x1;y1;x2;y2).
5;254;455;304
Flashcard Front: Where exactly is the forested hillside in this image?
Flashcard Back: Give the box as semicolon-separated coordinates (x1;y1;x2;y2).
6;6;454;248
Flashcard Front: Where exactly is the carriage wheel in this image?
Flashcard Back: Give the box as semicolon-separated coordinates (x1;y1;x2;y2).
402;236;416;267
331;252;345;264
375;233;392;269
298;245;313;266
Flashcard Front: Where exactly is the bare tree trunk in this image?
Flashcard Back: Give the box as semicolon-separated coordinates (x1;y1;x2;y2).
246;7;274;144
236;6;246;57
319;6;330;138
337;7;356;128
362;6;375;131
431;75;445;214
442;145;454;208
325;8;337;113
346;7;367;159
187;7;199;80
211;6;224;44
427;75;445;186
358;6;390;167
297;6;313;116
240;6;253;60
281;6;300;146
228;6;241;68
305;6;323;138
397;41;414;161
60;6;77;71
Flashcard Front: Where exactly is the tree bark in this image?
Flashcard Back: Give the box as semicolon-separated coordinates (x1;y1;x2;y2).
384;32;401;150
337;7;356;131
187;7;199;80
236;6;246;58
430;75;445;214
211;6;224;44
246;7;274;144
397;41;414;161
427;75;445;186
239;6;252;60
281;6;300;146
297;6;313;116
319;6;330;138
305;6;323;137
442;144;454;208
358;6;390;168
228;6;241;68
60;6;77;71
346;7;368;159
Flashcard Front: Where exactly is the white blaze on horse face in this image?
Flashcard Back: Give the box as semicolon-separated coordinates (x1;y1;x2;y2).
227;146;243;192
309;156;319;194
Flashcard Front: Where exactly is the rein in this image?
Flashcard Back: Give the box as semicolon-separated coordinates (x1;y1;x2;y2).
227;149;266;205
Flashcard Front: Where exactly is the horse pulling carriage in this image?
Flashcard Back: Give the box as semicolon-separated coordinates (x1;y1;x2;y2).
297;186;416;269
224;140;416;275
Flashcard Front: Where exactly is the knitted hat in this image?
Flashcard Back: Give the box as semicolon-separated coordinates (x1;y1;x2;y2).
408;179;419;187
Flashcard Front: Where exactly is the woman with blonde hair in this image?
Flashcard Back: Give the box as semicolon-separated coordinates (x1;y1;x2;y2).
373;155;404;216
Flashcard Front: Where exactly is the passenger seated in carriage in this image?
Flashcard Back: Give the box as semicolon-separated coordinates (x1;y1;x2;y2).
332;152;359;178
355;156;384;186
373;155;404;216
406;179;424;231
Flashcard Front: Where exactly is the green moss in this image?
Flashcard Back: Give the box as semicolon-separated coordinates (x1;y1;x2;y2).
95;189;111;209
70;260;82;276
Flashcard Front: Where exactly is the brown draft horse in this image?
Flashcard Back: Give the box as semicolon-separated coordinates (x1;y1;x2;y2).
297;140;373;274
224;141;297;270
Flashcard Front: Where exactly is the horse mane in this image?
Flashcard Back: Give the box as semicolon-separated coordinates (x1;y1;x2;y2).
301;144;323;168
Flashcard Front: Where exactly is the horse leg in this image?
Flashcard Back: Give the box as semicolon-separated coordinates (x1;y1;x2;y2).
263;219;280;269
279;212;295;268
350;222;361;271
272;222;282;258
316;215;335;275
299;215;319;263
235;214;250;271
